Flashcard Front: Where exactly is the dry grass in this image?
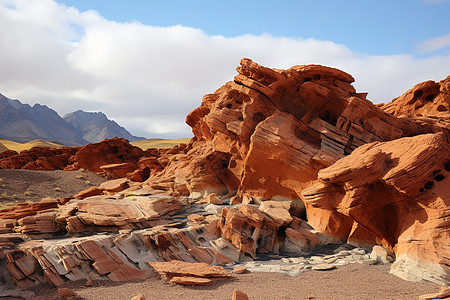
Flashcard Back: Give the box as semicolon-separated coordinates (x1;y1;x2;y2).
131;137;192;150
0;138;64;153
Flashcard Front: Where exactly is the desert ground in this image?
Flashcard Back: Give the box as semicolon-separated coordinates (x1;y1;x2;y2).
0;169;107;209
24;264;441;300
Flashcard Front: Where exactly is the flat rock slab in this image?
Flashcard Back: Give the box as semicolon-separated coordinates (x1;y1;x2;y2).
148;260;231;279
312;264;336;271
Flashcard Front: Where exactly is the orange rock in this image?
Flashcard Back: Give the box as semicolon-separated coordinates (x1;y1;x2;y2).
197;193;223;205
148;260;230;286
418;286;450;300
259;201;293;226
99;178;129;193
100;162;136;179
232;289;249;300
0;147;78;170
131;293;146;300
232;266;248;274
380;76;450;119
0;201;59;220
68;138;143;173
187;214;205;222
74;186;104;199
303;132;450;284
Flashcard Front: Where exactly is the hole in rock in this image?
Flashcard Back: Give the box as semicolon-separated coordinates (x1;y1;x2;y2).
432;169;441;174
304;77;312;82
437;105;448;112
111;146;119;154
296;87;300;92
445;160;450;172
424;181;434;189
119;155;124;160
238;116;244;121
221;162;229;169
235;99;243;105
226;104;232;109
277;226;287;239
425;94;436;102
252;112;266;123
313;74;321;81
228;160;237;168
419;188;425;193
434;174;445;181
414;90;424;98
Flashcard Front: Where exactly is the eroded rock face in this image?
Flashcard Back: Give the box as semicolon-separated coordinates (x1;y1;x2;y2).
144;58;437;202
0;59;449;288
302;132;450;284
380;76;450;118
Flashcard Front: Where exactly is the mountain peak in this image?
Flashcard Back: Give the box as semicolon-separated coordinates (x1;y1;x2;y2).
0;94;144;145
63;109;144;143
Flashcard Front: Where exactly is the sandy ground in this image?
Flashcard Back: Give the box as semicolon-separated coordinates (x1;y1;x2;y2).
0;169;107;208
23;264;440;300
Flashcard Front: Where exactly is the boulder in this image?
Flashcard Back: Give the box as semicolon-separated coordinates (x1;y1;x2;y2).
100;163;137;179
302;132;450;285
99;178;130;193
370;245;395;264
147;260;230;285
67;138;144;172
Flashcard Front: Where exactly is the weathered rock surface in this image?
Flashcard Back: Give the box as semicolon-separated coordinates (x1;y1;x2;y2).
0;58;449;289
0;138;146;179
302;132;450;284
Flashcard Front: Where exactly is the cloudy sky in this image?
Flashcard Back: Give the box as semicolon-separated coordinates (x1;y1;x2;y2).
0;0;449;138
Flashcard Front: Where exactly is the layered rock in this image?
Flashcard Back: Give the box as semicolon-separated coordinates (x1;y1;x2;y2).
144;58;437;201
0;58;449;289
302;132;450;284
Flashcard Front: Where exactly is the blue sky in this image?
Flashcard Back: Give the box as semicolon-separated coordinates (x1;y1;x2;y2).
0;0;449;138
55;0;450;56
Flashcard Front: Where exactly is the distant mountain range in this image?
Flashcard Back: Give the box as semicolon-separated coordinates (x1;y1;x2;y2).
0;93;144;146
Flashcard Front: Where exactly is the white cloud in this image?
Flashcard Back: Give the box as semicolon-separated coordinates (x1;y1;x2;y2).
418;33;450;54
0;0;450;138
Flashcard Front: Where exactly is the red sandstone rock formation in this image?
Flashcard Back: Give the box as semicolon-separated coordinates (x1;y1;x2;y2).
141;58;449;284
0;138;147;180
144;58;438;201
0;58;449;288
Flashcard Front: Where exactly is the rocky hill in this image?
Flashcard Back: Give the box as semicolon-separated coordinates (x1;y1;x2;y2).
63;110;144;143
0;93;143;146
0;58;448;292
